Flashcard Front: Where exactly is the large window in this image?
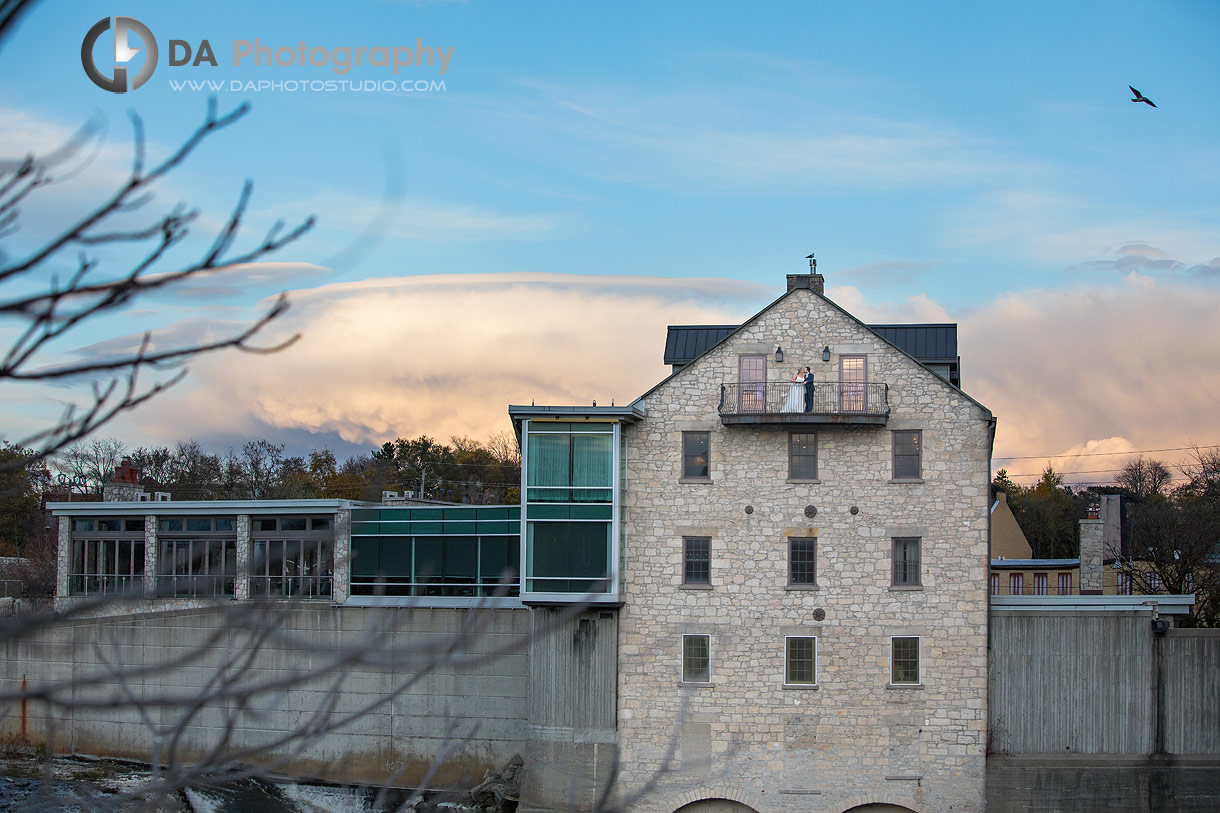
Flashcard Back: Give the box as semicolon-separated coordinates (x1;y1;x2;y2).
788;432;817;480
682;431;710;481
523;421;617;600
892;537;921;586
892;430;922;480
249;516;334;599
682;634;710;683
70;524;146;596
789;537;817;587
785;636;817;686
891;636;921;685
683;537;710;585
527;422;612;502
351;535;519;597
157;516;237;597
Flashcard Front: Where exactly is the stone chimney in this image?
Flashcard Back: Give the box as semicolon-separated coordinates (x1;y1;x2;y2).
102;458;147;502
1078;495;1123;594
788;255;825;295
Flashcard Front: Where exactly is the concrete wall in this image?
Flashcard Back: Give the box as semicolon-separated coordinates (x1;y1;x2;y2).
617;287;993;813
988;612;1220;812
0;605;530;789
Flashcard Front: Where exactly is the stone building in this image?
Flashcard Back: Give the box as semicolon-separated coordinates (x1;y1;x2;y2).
605;270;995;812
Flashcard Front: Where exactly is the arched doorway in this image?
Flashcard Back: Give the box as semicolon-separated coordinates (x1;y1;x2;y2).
843;805;918;813
674;800;760;813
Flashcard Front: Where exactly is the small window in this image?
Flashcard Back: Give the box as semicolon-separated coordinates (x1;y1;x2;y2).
256;518;277;532
683;537;710;585
159;518;184;532
124;519;145;532
1117;572;1131;595
281;517;307;531
788;432;818;480
1057;572;1072;595
98;519;121;532
892;537;920;586
892;430;922;480
186;518;212;532
785;636;817;685
1033;572;1048;595
891;636;920;685
1148;572;1160;592
310;517;332;531
682;634;710;683
1010;573;1024;595
990;573;1000;595
682;432;710;480
789;537;817;586
72;519;95;533
214;518;235;532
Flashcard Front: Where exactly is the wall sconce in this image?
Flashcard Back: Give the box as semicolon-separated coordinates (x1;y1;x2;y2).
775;346;784;363
822;346;831;362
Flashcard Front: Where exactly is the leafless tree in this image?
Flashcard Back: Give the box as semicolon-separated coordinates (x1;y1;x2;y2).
1116;455;1173;498
1;92;313;471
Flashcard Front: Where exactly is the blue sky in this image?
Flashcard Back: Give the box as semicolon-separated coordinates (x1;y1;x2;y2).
1;0;1217;485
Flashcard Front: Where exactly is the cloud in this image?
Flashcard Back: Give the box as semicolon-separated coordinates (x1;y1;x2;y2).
99;272;768;450
960;274;1220;483
1069;244;1220;282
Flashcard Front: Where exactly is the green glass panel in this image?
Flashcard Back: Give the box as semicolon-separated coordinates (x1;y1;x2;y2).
445;536;478;579
350;538;380;578
350;509;379;522
412;521;443;534
476;521;514;535
527;521;609;585
528;433;570;488
527;422;571;432
528;505;569;520
569;504;612;520
379;509;411;521
380;537;412;578
350;521;381;535
415;537;443;581
443;507;477;520
477;507;510;520
507;507;521;519
442;521;478;535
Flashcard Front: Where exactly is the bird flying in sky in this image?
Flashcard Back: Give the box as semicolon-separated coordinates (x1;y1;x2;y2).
1129;85;1157;107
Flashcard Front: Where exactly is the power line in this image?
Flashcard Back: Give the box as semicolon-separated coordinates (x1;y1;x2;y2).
994;444;1218;462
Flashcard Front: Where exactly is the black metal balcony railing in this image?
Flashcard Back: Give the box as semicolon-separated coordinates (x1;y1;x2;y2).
718;381;890;424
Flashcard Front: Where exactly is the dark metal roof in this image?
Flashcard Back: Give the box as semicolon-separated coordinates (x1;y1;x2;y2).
663;325;740;366
664;323;958;365
867;324;958;362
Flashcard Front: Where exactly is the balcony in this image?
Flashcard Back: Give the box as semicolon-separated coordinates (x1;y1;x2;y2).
717;381;890;426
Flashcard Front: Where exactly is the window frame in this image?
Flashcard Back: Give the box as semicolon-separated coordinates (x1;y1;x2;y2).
788;537;817;588
990;573;1000;595
1033;572;1049;595
681;431;711;481
682;536;711;586
784;635;818;687
1057;572;1072;595
891;429;923;481
890;635;921;686
787;431;818;481
1010;572;1024;595
682;634;711;684
891;537;921;587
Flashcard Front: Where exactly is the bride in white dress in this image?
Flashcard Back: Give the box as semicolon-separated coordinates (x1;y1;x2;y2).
782;369;806;412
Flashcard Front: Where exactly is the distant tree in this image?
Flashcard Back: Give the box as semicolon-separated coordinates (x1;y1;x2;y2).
55;437;126;492
1007;465;1078;559
239;439;285;499
1113;445;1220;627
1116;456;1173;498
0;441;49;556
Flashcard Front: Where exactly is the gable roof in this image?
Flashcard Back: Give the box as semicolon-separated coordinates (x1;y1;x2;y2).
663;325;739;366
638;285;993;424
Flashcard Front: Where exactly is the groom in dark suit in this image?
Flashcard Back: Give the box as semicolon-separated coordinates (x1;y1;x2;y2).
802;367;815;412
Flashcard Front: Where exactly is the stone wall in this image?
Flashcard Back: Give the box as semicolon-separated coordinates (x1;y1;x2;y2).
616;288;993;813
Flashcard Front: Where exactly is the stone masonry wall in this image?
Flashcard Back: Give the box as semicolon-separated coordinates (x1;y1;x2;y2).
616;288;993;813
